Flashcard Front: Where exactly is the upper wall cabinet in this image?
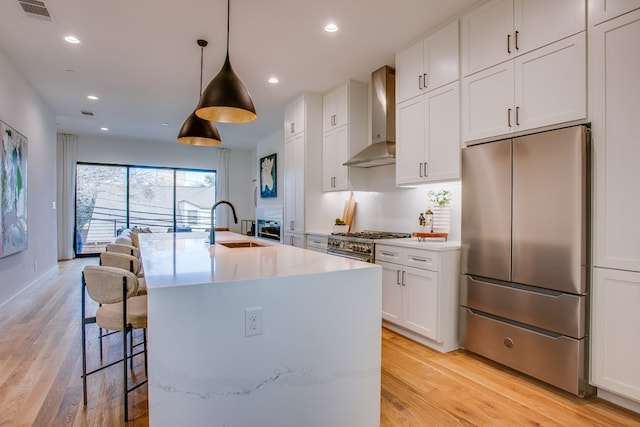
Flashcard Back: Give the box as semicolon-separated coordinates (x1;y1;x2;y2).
284;95;305;137
322;80;368;192
462;33;586;142
395;20;459;104
461;0;585;77
589;0;640;26
322;83;349;131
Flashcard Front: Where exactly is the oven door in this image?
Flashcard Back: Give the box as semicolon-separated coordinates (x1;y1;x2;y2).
257;219;281;241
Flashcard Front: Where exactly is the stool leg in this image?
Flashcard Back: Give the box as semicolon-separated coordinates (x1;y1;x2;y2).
123;328;128;422
143;328;148;376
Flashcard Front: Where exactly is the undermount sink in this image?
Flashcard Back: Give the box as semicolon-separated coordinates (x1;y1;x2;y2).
218;241;264;248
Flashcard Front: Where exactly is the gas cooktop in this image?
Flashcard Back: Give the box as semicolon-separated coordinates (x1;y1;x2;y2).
330;230;411;240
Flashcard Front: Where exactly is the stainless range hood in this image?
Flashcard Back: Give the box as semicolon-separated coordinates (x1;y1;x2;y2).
343;66;396;168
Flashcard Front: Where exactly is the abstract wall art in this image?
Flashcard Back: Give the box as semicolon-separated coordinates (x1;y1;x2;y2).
259;153;276;198
1;120;28;258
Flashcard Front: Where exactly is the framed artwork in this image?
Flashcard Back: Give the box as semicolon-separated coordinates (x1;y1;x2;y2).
1;120;28;258
259;153;277;198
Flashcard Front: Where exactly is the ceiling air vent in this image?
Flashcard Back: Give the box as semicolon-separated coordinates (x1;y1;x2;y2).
18;0;52;20
81;110;95;117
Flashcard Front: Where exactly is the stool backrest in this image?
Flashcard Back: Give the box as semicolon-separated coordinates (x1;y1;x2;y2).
100;252;141;275
106;243;139;258
83;265;139;304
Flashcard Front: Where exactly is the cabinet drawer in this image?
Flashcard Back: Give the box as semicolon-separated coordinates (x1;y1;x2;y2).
460;308;591;396
376;245;403;264
403;249;439;271
460;275;586;338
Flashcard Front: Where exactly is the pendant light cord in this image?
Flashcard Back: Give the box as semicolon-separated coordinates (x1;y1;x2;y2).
226;0;230;53
199;44;204;95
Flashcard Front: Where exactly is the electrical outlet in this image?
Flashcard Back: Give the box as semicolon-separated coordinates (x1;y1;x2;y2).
245;307;263;337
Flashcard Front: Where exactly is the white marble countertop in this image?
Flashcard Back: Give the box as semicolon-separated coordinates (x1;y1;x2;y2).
374;237;461;251
138;231;377;289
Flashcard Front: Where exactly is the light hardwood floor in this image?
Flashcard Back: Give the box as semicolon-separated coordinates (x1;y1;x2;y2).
1;257;639;426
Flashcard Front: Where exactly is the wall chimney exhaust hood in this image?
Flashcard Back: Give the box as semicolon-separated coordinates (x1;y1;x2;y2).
343;66;395;168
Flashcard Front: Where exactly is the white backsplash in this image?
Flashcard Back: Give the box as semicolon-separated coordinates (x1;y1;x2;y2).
316;164;461;241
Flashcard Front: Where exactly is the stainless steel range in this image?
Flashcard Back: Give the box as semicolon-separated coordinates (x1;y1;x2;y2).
327;231;411;263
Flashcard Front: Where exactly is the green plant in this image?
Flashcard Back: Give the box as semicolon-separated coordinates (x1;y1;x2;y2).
335;218;346;225
428;190;451;208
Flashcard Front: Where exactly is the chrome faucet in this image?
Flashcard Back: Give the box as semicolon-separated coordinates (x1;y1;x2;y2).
210;200;238;244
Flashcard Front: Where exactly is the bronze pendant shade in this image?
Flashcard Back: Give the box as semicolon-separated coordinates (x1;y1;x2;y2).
195;0;257;123
178;39;222;146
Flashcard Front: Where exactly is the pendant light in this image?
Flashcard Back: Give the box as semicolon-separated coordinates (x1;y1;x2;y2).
195;0;257;123
178;39;222;146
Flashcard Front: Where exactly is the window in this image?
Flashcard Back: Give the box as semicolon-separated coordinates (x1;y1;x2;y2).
75;163;215;256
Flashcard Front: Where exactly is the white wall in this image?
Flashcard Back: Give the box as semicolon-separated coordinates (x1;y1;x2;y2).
310;166;461;241
76;134;255;233
256;129;284;212
0;49;58;307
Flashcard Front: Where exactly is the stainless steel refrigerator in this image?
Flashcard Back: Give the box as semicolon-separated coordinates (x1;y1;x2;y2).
459;125;594;397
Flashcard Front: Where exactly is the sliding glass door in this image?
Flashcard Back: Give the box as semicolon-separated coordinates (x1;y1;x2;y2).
75;163;215;255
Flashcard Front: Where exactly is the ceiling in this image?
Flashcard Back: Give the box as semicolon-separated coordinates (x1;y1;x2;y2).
0;0;478;151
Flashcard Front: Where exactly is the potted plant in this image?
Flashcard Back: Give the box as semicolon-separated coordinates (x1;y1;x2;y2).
427;190;452;233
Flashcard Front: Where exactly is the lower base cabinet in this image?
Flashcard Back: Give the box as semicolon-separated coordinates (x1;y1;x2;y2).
592;267;640;404
376;244;460;352
283;232;305;248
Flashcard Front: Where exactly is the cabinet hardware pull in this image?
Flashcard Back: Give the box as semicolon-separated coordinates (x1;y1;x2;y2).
290;236;294;245
290;123;295;134
507;34;511;54
418;74;423;90
424;73;428;89
290;220;294;230
424;162;428;177
411;257;428;262
508;108;512;127
515;106;520;126
396;270;401;285
419;162;423;177
515;30;519;50
402;271;406;286
382;251;396;257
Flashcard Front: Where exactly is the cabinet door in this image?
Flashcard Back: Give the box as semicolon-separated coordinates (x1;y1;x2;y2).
425;20;459;92
592;268;640;401
402;266;439;340
322;91;335;132
396;40;424;104
332;126;349;190
461;0;514;76
284;134;305;233
283;232;305;248
462;61;514;142
322;131;336;191
588;0;640;26
424;82;460;182
515;33;586;132
592;10;640;271
284;96;305;136
377;261;403;324
514;0;585;55
333;83;349;128
396;96;426;185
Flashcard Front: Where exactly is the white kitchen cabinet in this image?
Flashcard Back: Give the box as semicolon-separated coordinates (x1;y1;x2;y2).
305;233;327;253
322;83;349;131
591;9;640;272
592;268;640;403
462;32;586;143
461;0;585;77
589;0;640;26
376;244;460;352
395;20;459;104
284;95;305;137
283;92;322;238
396;81;460;185
283;232;305;248
322;80;367;192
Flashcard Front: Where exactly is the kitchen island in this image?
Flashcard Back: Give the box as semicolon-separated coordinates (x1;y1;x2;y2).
138;231;382;427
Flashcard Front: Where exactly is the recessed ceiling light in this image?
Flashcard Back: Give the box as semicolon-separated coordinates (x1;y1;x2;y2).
268;77;279;84
100;127;109;132
87;95;99;100
64;35;80;44
324;23;338;33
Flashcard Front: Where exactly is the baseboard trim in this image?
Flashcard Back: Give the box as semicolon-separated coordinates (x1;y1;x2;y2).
597;389;640;415
0;264;59;309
